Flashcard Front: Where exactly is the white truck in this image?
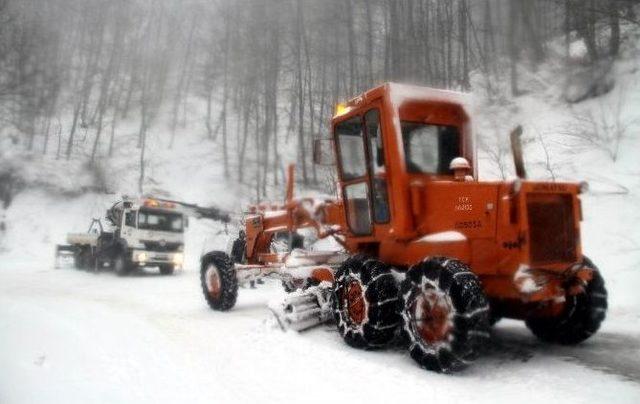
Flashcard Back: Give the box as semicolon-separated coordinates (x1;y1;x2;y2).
58;197;187;275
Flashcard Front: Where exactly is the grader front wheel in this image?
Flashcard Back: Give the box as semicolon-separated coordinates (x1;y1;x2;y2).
332;255;401;349
526;256;607;345
400;257;490;373
200;252;238;311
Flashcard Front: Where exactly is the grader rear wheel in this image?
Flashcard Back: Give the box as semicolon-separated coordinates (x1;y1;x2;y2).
200;252;238;311
332;255;400;349
400;257;490;373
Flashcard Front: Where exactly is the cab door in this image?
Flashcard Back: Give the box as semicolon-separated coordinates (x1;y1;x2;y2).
335;115;372;238
334;105;390;241
363;108;391;227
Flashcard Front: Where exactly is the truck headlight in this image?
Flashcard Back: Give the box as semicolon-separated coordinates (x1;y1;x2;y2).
137;252;148;262
172;253;184;265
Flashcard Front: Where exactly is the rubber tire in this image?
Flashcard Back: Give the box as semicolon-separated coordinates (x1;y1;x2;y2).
159;265;174;275
113;250;132;276
525;257;607;345
73;249;84;269
332;255;401;349
74;247;92;270
400;257;490;373
84;248;97;271
200;252;238;311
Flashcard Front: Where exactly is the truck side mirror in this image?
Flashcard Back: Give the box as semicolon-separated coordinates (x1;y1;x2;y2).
313;138;335;166
184;216;189;228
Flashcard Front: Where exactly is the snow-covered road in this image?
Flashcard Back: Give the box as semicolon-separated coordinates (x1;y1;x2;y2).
1;263;639;404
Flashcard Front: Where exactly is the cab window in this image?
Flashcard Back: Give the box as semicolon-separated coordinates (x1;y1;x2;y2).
401;122;460;174
336;116;367;180
138;210;184;233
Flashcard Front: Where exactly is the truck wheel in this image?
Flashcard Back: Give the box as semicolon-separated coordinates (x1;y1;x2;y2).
400;257;490;373
159;265;174;275
525;257;607;345
75;247;94;270
201;252;238;311
332;255;401;349
73;249;84;269
112;251;132;276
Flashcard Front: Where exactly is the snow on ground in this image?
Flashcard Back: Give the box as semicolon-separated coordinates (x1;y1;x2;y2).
1;263;640;404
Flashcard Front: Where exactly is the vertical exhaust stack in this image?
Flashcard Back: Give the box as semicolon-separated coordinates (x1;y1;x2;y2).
510;125;527;179
285;164;295;204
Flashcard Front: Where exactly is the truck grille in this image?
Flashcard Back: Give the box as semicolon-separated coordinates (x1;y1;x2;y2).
142;240;182;252
526;193;576;265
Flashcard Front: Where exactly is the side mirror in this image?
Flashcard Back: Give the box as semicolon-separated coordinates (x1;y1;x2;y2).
313;138;335;166
184;216;189;229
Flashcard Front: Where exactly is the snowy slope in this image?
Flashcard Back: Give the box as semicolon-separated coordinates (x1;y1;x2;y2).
472;43;640;319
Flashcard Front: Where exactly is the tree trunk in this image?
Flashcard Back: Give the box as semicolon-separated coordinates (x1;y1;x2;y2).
509;0;520;97
66;103;81;160
609;1;620;57
295;0;308;185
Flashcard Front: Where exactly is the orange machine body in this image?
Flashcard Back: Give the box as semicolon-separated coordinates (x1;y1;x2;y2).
243;83;586;320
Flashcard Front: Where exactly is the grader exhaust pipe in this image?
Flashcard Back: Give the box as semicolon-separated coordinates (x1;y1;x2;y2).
509;125;527;179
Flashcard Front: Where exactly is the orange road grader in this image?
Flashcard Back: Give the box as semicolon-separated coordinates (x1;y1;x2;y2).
200;83;607;373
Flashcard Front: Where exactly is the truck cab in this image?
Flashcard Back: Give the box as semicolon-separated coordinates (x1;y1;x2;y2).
64;197;187;275
108;197;185;274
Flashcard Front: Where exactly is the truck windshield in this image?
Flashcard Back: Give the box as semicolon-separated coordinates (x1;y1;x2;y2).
138;209;183;233
401;122;460;175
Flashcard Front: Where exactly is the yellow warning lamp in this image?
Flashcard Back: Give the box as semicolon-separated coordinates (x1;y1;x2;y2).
334;102;348;116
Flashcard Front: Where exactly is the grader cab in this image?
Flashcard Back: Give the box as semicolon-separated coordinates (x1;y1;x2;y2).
200;83;606;373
